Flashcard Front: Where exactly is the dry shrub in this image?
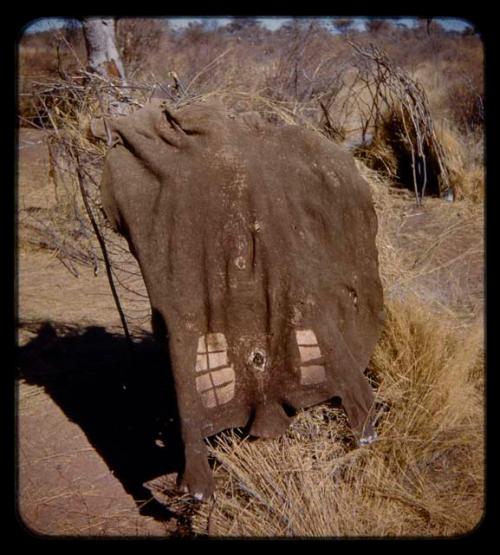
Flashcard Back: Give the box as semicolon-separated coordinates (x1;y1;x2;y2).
19;29;61;77
410;60;484;202
435;40;484;132
356;51;484;202
18;24;87;124
409;62;484;207
18;73;153;326
337;36;484;203
115;18;166;78
192;298;483;537
18;37;60;126
158;24;237;92
356;107;484;203
355;106;447;199
412;59;483;133
337;43;455;204
434;123;484;202
263;21;344;103
446;73;484;132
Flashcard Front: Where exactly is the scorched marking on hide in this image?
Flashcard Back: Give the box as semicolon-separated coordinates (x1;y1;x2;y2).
295;329;327;385
249;349;267;372
195;333;236;408
234;256;246;270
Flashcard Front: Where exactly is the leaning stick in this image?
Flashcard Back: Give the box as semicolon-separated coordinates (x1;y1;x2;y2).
72;146;136;388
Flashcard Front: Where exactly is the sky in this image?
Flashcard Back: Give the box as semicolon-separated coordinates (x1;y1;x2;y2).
23;16;474;35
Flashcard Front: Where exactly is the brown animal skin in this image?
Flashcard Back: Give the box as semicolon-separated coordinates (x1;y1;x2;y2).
92;100;384;500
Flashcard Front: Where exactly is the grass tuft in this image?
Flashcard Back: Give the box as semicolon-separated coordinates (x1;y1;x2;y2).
192;298;484;537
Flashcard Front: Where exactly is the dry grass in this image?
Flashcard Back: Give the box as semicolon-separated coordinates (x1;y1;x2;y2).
433;122;484;202
191;178;484;536
362;162;484;321
412;61;484;202
356;110;484;203
191;302;483;536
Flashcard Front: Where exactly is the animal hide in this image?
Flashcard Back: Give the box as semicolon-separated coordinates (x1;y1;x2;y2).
92;99;384;498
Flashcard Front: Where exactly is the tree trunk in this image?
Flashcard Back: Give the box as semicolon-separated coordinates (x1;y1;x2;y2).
82;17;130;118
82;18;126;83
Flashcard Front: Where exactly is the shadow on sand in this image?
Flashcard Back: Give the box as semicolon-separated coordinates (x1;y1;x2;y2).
17;321;186;525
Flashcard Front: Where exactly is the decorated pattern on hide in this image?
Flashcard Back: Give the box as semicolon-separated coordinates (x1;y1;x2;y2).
195;333;236;408
295;329;327;385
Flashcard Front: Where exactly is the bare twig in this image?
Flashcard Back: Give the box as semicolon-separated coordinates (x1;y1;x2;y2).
346;41;451;203
72;145;136;386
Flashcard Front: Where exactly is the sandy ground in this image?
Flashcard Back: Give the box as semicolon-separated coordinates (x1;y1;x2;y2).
18;382;170;536
17;129;180;537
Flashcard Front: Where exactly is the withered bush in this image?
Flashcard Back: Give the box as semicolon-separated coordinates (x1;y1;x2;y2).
356;107;449;199
446;72;484;132
115;18;166;78
18;24;87;125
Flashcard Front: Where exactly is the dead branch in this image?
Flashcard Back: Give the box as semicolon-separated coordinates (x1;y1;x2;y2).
346;41;451;203
72;145;136;384
18;71;157;352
